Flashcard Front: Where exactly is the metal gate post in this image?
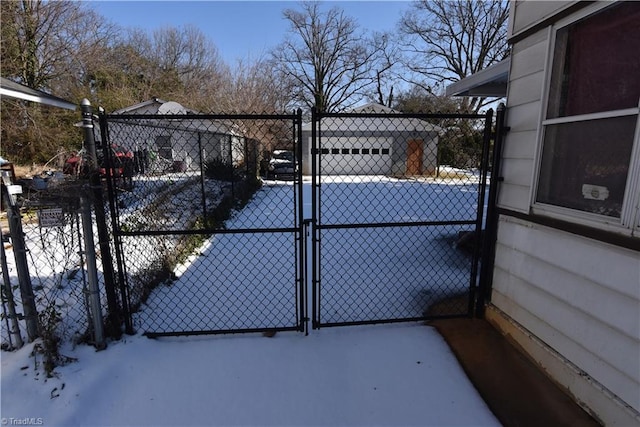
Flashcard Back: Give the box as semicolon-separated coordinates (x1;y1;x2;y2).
1;227;24;348
468;109;494;317
80;99;121;336
295;109;307;333
310;107;320;329
477;103;508;317
1;173;38;341
80;194;106;349
98;112;134;335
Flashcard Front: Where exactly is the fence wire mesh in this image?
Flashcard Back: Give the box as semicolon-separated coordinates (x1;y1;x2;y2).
311;110;492;326
2;107;495;345
100;112;304;335
1;180;110;350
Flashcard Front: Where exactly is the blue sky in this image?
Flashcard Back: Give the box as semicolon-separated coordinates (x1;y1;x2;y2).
90;1;413;65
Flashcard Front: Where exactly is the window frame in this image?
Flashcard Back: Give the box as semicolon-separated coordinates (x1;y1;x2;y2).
532;2;640;234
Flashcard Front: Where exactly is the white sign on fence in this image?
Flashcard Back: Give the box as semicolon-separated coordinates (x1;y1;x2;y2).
38;208;65;228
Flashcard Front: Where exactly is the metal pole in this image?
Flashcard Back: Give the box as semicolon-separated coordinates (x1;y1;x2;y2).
228;135;234;198
0;228;24;348
98;112;133;335
295;109;307;334
310;107;319;329
81;99;121;336
468;109;494;317
198;132;207;223
80;98;108;350
1;173;38;341
80;193;105;349
476;103;508;318
81;99;98;168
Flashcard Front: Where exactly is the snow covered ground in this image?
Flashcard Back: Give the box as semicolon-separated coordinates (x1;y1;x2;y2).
134;175;481;334
1;174;500;426
1;323;499;426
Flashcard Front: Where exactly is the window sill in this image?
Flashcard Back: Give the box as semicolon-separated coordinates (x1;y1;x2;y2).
497;206;640;252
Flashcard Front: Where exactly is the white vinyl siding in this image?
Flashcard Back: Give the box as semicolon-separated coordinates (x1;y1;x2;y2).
492;217;640;413
511;1;578;38
492;1;640;422
499;159;533;188
497;29;548;213
508;29;548;78
506;72;544;107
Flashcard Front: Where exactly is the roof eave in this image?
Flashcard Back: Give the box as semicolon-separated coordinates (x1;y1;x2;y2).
0;78;76;110
445;58;510;98
112;98;168;114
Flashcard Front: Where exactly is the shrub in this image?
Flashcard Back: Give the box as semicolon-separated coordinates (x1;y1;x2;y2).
204;158;237;181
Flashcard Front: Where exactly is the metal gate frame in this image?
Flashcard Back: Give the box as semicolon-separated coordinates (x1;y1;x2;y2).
309;108;496;329
99;111;306;337
98;106;503;337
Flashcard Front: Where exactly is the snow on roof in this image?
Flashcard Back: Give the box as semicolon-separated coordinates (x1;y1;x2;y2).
301;103;442;133
112;98;190;114
350;102;397;113
109;99;240;136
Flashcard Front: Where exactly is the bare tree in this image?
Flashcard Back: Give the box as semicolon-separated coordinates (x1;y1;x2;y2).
114;25;229;110
399;0;509;112
271;1;376;113
1;0;117;163
393;85;462;114
77;25;230;113
218;56;292;113
149;25;228;95
366;31;403;108
216;56;296;156
1;0;115;89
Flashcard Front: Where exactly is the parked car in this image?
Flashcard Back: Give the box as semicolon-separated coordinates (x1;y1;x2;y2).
268;150;297;178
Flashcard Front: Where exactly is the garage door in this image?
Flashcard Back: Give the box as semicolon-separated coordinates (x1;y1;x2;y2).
314;136;393;175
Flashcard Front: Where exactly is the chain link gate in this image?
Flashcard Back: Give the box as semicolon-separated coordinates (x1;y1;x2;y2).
97;106;495;337
98;110;305;337
309;107;494;328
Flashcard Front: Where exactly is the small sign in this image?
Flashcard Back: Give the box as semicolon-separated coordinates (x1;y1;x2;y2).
38;208;65;228
581;184;609;201
6;185;22;195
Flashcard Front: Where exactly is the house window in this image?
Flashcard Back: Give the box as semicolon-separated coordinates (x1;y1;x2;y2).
535;2;640;227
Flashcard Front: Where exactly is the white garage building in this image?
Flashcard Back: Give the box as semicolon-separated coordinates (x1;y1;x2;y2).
300;103;440;176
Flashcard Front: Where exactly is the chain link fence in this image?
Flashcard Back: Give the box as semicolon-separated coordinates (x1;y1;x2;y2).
100;111;305;336
310;108;493;327
1;178;109;358
2;106;496;346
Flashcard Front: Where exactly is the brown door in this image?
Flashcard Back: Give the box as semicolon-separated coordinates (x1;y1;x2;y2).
406;139;423;175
